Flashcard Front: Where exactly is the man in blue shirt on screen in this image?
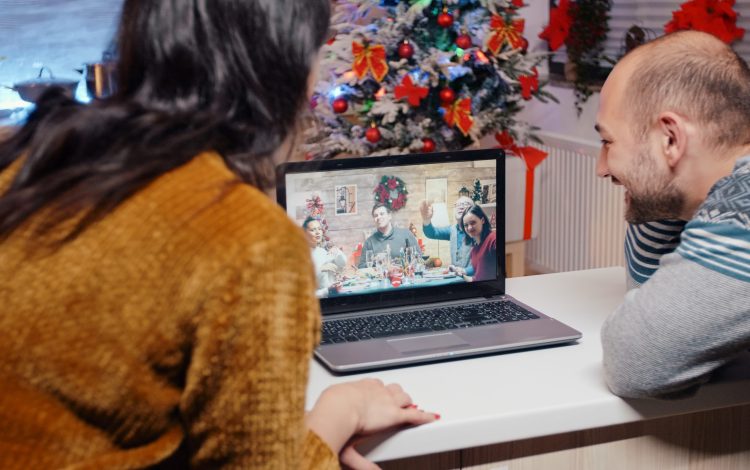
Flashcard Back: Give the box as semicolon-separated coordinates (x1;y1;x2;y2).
419;195;475;276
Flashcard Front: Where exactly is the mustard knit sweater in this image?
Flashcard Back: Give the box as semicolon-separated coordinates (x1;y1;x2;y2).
0;152;339;469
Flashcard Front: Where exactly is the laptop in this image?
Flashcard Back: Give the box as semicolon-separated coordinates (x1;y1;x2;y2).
276;149;581;373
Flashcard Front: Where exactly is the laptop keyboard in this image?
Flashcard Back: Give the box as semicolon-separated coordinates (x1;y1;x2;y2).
320;300;539;345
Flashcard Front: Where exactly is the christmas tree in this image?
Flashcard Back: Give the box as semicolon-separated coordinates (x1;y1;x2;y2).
472;178;482;202
303;0;556;159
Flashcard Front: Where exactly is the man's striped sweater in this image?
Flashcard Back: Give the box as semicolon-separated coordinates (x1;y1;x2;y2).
602;156;750;399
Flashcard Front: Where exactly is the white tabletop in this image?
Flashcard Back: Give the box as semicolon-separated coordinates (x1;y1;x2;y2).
306;267;750;462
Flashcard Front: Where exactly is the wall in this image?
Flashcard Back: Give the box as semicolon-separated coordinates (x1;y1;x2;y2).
518;0;602;147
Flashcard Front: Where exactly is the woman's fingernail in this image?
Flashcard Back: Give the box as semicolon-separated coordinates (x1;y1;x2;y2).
433;413;441;420
407;404;418;409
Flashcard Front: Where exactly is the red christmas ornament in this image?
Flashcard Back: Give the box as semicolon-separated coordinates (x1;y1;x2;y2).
437;11;454;28
332;97;348;113
520;37;529;53
422;138;436;152
365;125;381;143
397;41;414;59
439;87;456;104
455;34;472;49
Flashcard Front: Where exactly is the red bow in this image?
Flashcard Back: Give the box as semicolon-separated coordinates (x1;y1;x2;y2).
352;41;389;82
495;131;548;240
443;98;474;136
518;67;539;100
487;15;525;55
394;75;429;106
495;131;547;170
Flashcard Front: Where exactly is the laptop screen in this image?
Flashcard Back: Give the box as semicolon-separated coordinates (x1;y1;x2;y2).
276;149;505;314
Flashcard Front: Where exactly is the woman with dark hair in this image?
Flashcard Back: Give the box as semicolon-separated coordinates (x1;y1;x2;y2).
303;216;347;297
461;204;497;282
0;1;436;468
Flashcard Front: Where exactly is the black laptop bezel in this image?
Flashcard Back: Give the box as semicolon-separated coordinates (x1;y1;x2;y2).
276;149;506;315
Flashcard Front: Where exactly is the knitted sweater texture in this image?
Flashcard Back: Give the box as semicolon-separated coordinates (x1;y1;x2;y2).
0;152;338;469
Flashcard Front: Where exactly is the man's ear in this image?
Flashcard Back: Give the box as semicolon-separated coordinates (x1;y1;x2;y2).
656;111;688;169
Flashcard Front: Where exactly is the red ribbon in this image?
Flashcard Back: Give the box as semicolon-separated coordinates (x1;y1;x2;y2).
487;15;525;55
352;41;389;82
443;98;474;136
495;131;548;240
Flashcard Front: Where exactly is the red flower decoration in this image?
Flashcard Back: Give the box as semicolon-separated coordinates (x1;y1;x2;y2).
387;178;399;189
392;193;407;211
518;67;539;100
538;0;572;51
664;0;744;44
394;75;429;107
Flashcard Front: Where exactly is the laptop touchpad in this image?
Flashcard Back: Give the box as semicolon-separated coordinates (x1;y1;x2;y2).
388;333;470;354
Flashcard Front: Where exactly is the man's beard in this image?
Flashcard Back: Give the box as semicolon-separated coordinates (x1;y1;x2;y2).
623;149;686;224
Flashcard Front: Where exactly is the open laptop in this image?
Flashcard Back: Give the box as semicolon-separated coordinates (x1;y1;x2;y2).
276;149;581;373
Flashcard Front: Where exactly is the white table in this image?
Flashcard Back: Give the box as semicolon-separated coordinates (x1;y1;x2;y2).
307;267;750;468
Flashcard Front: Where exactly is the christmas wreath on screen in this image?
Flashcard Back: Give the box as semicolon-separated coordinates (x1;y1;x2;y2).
374;176;408;211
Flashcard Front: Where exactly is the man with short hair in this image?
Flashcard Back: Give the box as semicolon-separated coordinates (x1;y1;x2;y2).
419;196;475;275
595;30;750;399
359;204;422;268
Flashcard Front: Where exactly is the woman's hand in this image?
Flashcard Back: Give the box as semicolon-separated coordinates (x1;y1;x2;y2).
306;378;439;469
449;265;466;276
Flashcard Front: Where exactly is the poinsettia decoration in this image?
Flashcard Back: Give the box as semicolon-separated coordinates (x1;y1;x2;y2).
373;176;408;211
538;0;572;51
664;0;745;44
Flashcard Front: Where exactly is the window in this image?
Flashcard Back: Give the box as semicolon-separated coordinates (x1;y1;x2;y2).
0;0;121;122
549;0;750;81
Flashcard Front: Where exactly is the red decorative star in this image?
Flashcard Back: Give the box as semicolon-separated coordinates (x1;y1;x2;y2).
394;75;429;107
538;0;572;51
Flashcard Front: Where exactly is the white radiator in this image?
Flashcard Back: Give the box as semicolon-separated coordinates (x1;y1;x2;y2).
526;132;626;273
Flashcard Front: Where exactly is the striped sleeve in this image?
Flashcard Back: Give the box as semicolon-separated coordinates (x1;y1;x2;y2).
677;221;750;282
624;220;687;286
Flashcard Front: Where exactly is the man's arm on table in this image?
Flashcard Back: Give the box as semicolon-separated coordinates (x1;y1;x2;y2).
603;221;750;399
624;220;686;288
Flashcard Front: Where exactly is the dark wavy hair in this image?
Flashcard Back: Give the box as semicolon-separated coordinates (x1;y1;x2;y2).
0;0;330;242
302;216;320;231
462;204;492;246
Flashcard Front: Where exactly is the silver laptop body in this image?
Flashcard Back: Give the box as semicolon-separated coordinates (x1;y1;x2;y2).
277;149;581;373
